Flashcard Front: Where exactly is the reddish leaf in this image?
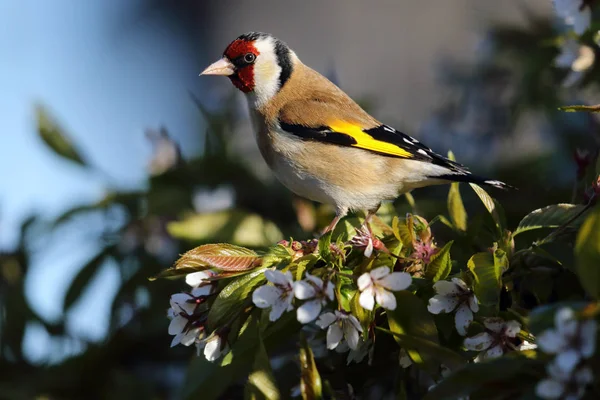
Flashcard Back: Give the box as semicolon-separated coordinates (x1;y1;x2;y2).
175;243;261;272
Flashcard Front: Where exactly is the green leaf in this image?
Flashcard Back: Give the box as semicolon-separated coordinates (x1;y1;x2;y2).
167;211;283;247
447;153;467;232
317;231;333;261
469;184;504;237
350;290;372;337
207;268;266;330
36;105;87;166
575;206;600;298
261;244;293;268
376;327;464;370
244;333;281;400
513;203;588;237
175;243;261;272
392;216;413;248
149;266;204;280
63;249;111;310
387;291;442;371
299;335;322;400
558;104;600;112
425;241;454;282
424;357;541;400
467;252;502;314
448;182;467;232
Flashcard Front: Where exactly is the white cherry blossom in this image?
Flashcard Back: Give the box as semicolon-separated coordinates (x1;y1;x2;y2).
252;270;295;321
537;307;597;373
553;0;591;35
428;278;479;336
536;361;593;400
197;333;228;362
463;318;521;362
316;311;363;350
294;274;335;323
167;287;214;347
185;270;217;289
357;267;412;311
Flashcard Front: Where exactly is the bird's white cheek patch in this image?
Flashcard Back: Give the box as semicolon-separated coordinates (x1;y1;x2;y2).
247;37;282;108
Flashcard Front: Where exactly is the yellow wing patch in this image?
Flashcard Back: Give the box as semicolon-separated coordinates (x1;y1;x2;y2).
327;120;413;159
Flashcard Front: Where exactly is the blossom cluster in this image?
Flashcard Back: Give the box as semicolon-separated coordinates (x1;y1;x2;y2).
167;271;228;361
535;308;597;400
252;266;412;352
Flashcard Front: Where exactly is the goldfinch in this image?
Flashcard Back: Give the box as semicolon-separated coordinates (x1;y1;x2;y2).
201;32;509;233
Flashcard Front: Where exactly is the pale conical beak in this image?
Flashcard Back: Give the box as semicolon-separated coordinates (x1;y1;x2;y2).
200;58;235;76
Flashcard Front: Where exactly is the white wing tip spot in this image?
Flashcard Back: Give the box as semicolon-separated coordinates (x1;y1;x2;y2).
484;180;505;187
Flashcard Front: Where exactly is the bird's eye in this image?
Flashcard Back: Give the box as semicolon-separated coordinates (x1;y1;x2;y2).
244;53;256;63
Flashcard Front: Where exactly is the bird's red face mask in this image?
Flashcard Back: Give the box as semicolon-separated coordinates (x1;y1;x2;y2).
200;39;259;93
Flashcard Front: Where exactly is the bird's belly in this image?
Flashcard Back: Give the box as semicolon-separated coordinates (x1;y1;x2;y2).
265;131;400;211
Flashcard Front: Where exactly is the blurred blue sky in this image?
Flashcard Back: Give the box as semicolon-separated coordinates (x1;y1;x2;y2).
0;0;205;358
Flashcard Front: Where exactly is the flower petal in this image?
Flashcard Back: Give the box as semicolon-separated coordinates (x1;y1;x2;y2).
555;349;580;374
316;312;337;329
535;378;564;400
252;285;281;308
579;319;597;358
168;315;188;335
296;300;321;324
433;280;461;296
464;332;494;351
364;238;374;258
454;303;473;336
537;329;566;354
269;296;291;321
304;273;324;288
185;271;212;287
483;344;504;359
468;294;479;313
378;272;412;291
204;337;222;361
482;318;504;333
180;328;200;346
427;295;459;314
555;308;576;335
265;269;292;286
450;277;469;291
324;281;335;301
170;333;183;347
369;266;390;280
343;321;360;350
347;314;363;333
504;320;522;338
191;285;212;298
294;280;316;300
327;324;344;349
399;349;413;368
359;288;375;311
572;6;591;35
547;359;571;381
170;293;191;309
375;287;397;310
357;272;372;291
518;340;537;351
